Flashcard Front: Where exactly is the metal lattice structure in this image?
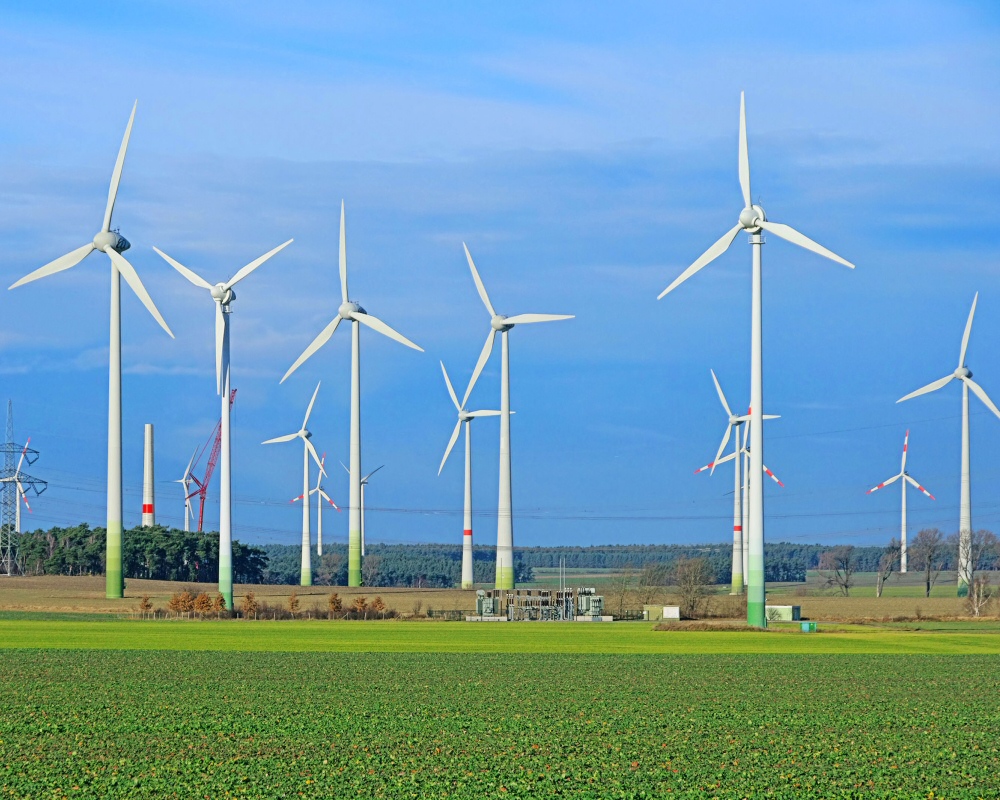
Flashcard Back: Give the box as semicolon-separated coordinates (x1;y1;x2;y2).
0;401;48;575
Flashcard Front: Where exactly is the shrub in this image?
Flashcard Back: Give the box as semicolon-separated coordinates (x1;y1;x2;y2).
193;592;213;618
328;592;342;618
287;591;300;617
137;595;153;617
240;591;258;620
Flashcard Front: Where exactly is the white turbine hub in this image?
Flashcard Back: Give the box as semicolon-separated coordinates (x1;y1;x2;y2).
956;366;972;379
212;283;235;306
339;301;361;320
93;230;130;253
300;428;311;439
739;205;765;232
491;314;511;331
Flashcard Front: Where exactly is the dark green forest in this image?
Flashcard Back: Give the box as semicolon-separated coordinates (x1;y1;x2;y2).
14;524;952;587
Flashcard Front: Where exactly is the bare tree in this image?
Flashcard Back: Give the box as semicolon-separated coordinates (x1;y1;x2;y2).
314;552;342;586
669;557;714;619
637;562;669;606
910;528;945;598
613;563;635;618
876;539;901;599
362;554;381;588
287;591;300;618
818;545;856;596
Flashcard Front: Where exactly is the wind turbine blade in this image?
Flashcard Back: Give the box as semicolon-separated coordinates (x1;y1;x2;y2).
710;424;733;476
739;91;751;208
504;313;574;325
440;362;461;411
695;451;736;474
9;244;95;290
900;429;910;472
262;433;298;444
959;292;978;368
904;474;935;500
340;461;349;475
314;454;327;490
762;414;780;420
362;465;384;482
16;440;29;474
463;243;496;316
467;409;502;417
439;419;462;475
226;239;293;289
866;473;901;494
657;223;742;300
965;377;1000;420
291;495;304;504
352;311;423;351
710;369;733;417
303;381;321;428
762;464;784;487
304;438;324;472
152;247;212;290
17;482;30;512
897;374;953;403
103;101;137;233
757;221;854;268
339;201;349;303
106;248;174;337
183;448;197;480
215;302;225;395
462;331;495;408
319;489;340;510
281;316;341;383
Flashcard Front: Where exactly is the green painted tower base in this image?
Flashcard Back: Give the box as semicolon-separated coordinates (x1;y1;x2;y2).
495;564;514;590
105;522;123;599
349;532;361;586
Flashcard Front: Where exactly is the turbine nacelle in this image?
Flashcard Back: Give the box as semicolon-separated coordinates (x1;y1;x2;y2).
491;314;512;332
340;301;363;319
93;230;130;253
956;366;972;379
211;283;235;307
739;205;765;232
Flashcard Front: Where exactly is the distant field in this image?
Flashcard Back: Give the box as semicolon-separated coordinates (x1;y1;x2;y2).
2;650;997;798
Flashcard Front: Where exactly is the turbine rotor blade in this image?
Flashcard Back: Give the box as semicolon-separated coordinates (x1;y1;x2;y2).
463;243;496;316
657;223;742;300
710;369;733;417
898;374;954;403
303;381;321;428
106;247;174;337
439;419;462;475
339;201;349;303
462;330;495;408
103;101;137;233
352;311;423;351
757;221;854;268
762;464;784;487
362;465;384;483
226;239;293;289
281;316;341;383
340;461;349;475
866;473;901;494
215;302;225;395
9;244;96;290
440;361;461;411
710;423;733;476
319;488;339;510
739;91;751;208
304;438;324;472
152;247;212;290
504;313;574;324
959;292;978;368
901;429;909;472
262;433;298;444
904;474;935;500
467;409;502;417
965;377;1000;420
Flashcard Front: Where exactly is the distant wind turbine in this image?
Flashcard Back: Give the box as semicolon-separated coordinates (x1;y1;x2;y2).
657;92;853;626
897;293;999;592
341;461;382;559
175;449;197;532
8;102;174;599
295;452;339;557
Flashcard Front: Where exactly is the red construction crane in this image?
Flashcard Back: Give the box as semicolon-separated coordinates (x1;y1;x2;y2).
187;389;237;532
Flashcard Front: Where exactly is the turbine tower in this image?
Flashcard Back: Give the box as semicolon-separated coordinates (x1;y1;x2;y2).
142;424;155;526
438;361;501;590
897;293;999;592
8;103;174;599
155;237;292;608
657;92;853;626
359;465;382;558
866;430;935;573
295;453;338;557
281;202;422;587
264;382;326;586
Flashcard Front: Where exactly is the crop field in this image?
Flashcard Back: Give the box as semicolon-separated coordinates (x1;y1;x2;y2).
2;648;998;799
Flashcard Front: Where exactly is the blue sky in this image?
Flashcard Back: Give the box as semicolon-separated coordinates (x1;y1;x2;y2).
1;1;999;549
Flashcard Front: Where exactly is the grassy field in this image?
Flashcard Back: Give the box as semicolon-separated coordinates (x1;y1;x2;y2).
2;649;998;798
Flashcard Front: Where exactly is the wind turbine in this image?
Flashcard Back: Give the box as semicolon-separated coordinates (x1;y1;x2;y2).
897;293;999;592
8;102;174;599
264;382;326;586
342;461;383;559
438;361;501;590
866;430;935;573
154;238;292;608
693;370;777;594
657;93;853;626
461;244;573;590
281;201;422;587
294;453;339;557
175;449;197;532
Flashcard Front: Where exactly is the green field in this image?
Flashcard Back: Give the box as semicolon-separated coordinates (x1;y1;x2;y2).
3;647;999;798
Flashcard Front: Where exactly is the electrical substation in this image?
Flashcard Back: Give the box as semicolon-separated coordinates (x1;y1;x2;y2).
470;587;610;622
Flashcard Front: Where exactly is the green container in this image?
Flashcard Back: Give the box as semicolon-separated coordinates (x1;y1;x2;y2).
800;621;817;633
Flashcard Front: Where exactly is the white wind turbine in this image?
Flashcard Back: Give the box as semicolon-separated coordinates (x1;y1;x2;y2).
293;452;339;557
438;361;501;590
341;461;382;558
175;449;197;532
282;201;422;587
657;93;853;626
462;244;573;590
897;293;1000;592
9;102;173;599
693;370;778;594
264;382;326;586
866;430;935;573
154;239;292;608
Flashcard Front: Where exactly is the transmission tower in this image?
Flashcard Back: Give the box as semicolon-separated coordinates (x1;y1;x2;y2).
1;401;47;575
